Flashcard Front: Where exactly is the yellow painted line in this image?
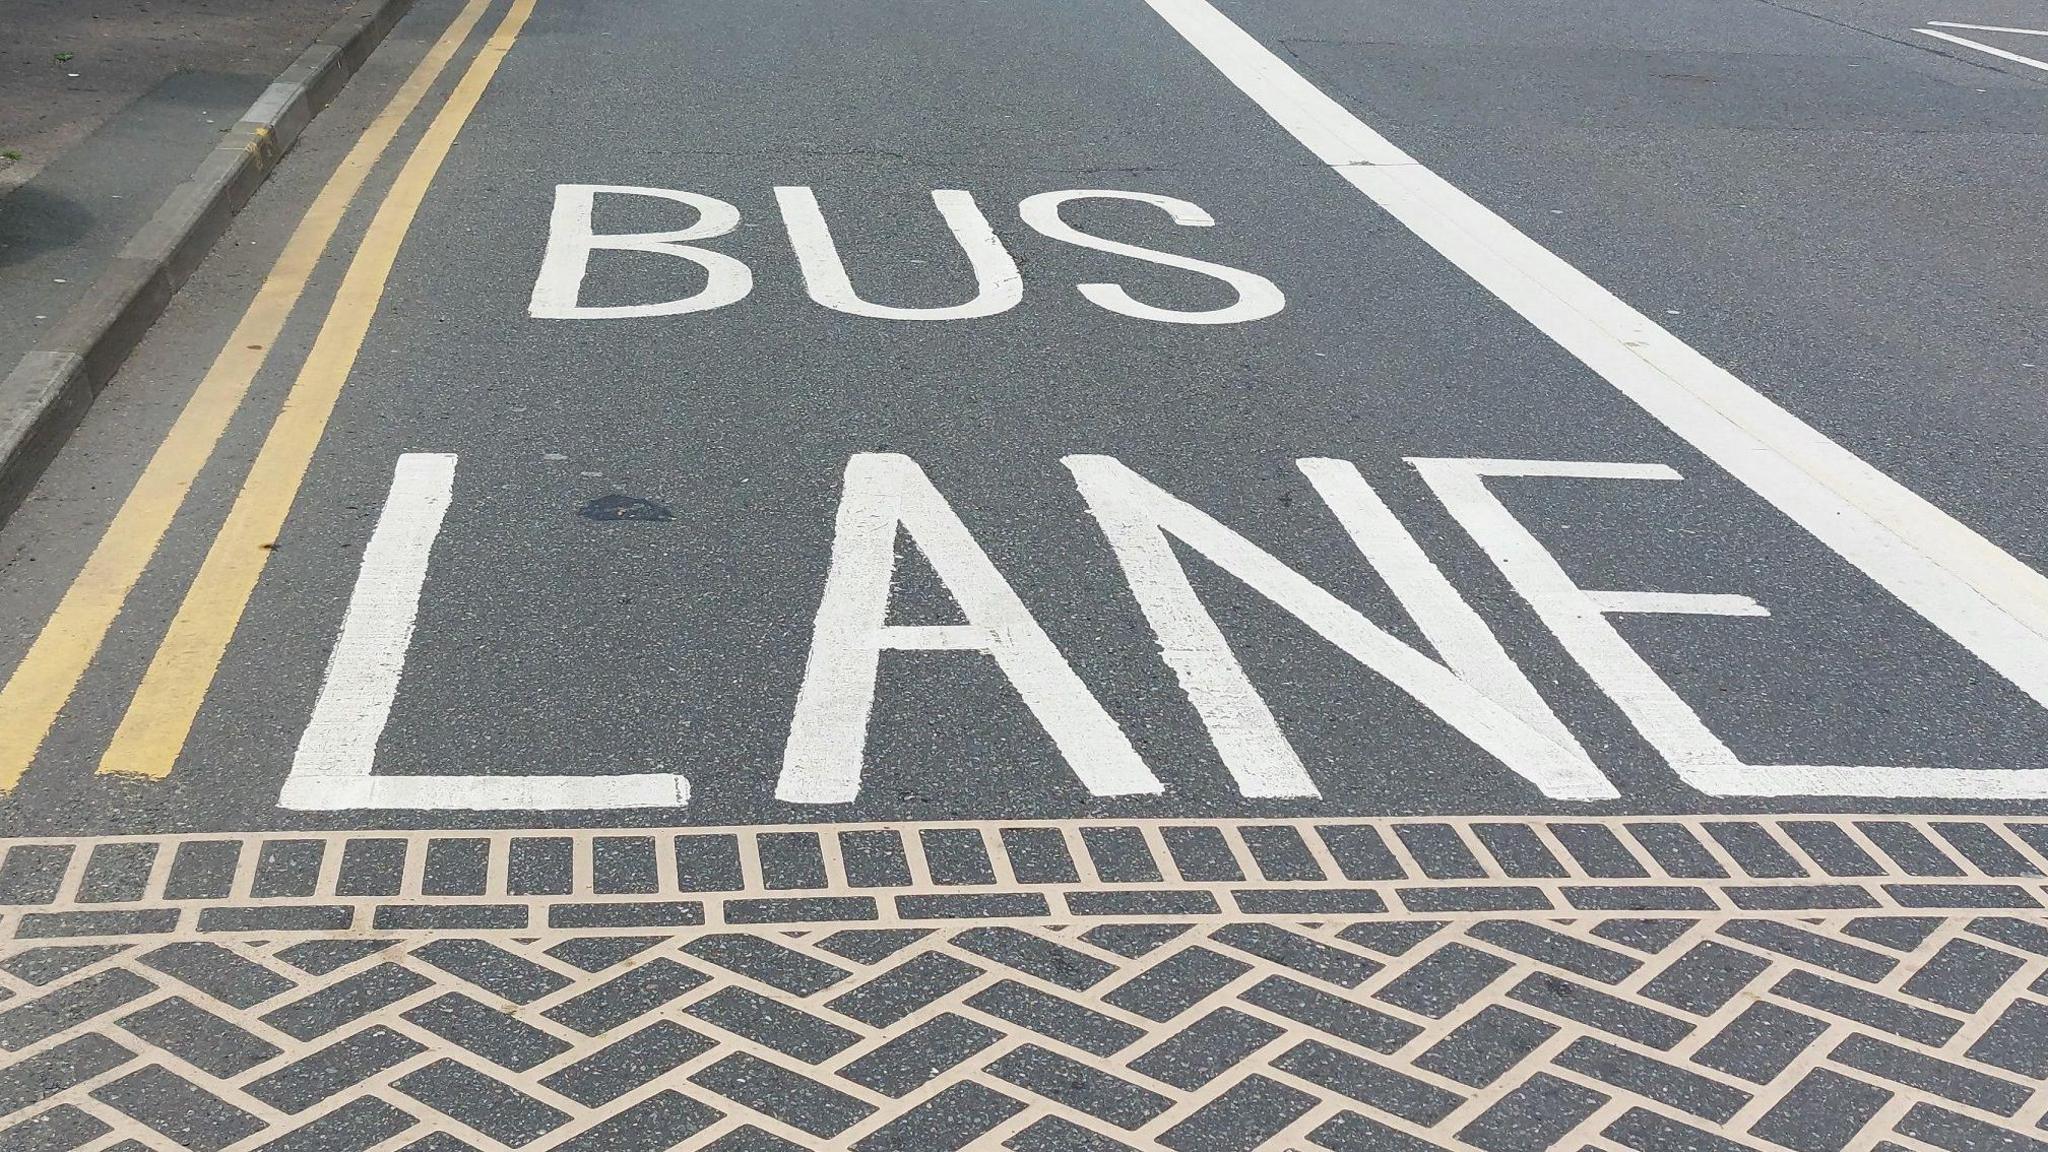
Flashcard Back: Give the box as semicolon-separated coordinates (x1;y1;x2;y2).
0;0;498;793
94;0;539;780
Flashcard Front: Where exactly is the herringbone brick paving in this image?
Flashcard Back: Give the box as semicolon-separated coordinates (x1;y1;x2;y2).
2;817;2046;1151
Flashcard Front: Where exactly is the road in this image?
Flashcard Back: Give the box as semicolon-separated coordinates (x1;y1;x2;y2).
1;0;2047;1148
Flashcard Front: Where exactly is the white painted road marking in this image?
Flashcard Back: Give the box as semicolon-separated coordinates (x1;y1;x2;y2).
779;453;1161;804
529;185;753;319
528;184;1285;325
1143;0;2048;740
1926;20;2048;37
1418;457;2048;797
1069;455;1614;800
777;186;1024;321
1915;27;2048;73
1018;190;1285;324
282;454;690;810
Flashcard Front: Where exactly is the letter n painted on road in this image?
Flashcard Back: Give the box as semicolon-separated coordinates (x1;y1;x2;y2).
1067;455;1615;801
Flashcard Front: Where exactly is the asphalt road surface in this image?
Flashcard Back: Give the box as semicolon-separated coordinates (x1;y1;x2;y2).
2;3;2047;1146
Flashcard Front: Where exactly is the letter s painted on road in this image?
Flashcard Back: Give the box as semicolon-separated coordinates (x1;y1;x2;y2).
1020;190;1285;325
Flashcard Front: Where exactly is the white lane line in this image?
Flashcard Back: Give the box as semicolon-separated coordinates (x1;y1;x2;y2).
283;453;689;810
1583;591;1770;617
1142;0;2048;714
1927;21;2048;37
1916;28;2048;73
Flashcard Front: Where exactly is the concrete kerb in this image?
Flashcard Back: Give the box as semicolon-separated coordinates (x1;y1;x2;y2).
0;0;419;525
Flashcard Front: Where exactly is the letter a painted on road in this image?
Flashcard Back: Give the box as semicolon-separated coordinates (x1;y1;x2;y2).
780;453;1160;803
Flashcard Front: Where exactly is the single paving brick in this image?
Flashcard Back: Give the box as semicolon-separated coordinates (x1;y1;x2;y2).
260;964;430;1041
1471;823;1569;878
1639;940;1771;1015
245;1026;427;1113
255;1097;417;1152
1127;1006;1283;1090
1244;975;1420;1052
682;934;851;995
0;945;125;986
541;1020;716;1106
1966;998;2048;1078
1717;920;1895;981
0;1034;133;1116
1373;942;1513;1017
1898;938;2026;1012
392;1060;570;1146
1005;1115;1142;1152
1102;945;1248;1021
986;1043;1171;1129
117;996;282;1078
1466;920;1639;983
1158;1074;1316;1152
1748;1069;1892;1152
0;969;156;1050
1770;970;1960;1046
920;828;998;885
827;950;982;1027
1603;1107;1754;1152
1455;1071;1606;1152
837;830;913;888
1240;825;1324;880
837;1013;1001;1097
691;1052;876;1137
1508;971;1693;1050
951;926;1116;989
1550;823;1651;877
688;986;860;1063
1893;1102;2048;1152
273;940;395;976
402;993;570;1071
1307;1109;1453;1152
0;1104;110;1152
1209;923;1380;988
1829;1033;2030;1116
1413;1004;1557;1088
1272;1039;1461;1125
853;1081;1025;1152
814;929;933;964
966;979;1143;1056
91;1065;264;1152
549;1090;723;1152
543;957;707;1036
1554;1036;1750;1123
411;938;572;1004
1689;1002;1829;1084
999;827;1082;884
542;936;661;973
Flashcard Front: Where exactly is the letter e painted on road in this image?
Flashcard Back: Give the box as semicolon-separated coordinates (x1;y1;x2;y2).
1416;457;2048;799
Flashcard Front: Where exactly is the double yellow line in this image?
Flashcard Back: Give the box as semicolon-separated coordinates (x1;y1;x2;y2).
0;0;537;790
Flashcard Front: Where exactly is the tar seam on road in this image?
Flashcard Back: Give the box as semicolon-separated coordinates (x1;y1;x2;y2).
0;0;499;794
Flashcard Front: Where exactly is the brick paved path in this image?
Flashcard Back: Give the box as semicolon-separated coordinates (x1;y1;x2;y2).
4;818;2047;1151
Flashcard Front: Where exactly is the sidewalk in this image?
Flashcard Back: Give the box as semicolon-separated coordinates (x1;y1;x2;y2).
0;0;406;521
0;0;352;445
